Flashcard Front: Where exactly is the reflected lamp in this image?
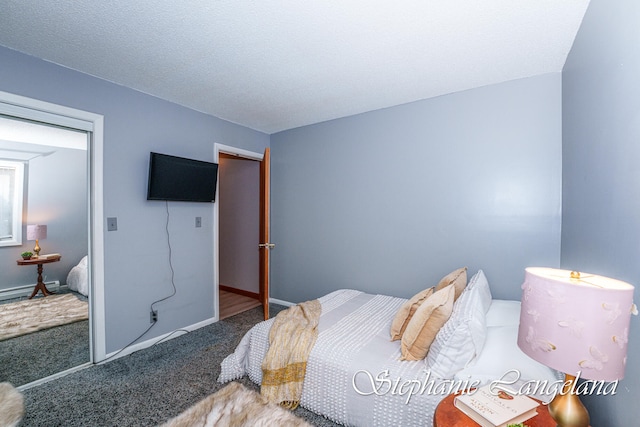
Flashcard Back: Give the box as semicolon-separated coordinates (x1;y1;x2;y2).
26;224;47;258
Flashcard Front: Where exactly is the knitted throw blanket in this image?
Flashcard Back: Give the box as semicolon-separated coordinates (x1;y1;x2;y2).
261;299;322;409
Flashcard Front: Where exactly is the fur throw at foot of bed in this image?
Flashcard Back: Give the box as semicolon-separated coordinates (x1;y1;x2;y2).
159;382;312;427
0;382;24;427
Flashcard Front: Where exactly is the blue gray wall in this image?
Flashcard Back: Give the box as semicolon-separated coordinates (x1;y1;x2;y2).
270;73;563;303
0;46;269;353
562;1;640;424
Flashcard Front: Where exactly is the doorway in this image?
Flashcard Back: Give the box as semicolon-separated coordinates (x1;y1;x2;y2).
218;152;261;319
213;144;270;321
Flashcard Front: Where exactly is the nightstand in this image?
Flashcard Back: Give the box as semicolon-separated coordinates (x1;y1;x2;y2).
16;255;62;299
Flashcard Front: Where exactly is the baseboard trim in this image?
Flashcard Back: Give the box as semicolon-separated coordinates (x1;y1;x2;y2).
269;297;294;307
219;285;259;300
0;281;62;301
100;316;219;363
18;362;93;391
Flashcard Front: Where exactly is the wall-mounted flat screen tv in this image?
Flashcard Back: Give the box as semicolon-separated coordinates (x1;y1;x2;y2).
147;152;218;202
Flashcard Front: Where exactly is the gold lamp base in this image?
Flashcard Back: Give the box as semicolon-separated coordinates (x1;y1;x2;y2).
548;374;590;427
33;239;41;259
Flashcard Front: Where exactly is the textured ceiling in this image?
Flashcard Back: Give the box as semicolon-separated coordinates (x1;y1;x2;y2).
0;1;589;134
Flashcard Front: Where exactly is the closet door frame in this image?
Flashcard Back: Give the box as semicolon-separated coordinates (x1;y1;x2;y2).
0;90;106;383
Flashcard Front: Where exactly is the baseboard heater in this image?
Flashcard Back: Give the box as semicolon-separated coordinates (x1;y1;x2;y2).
0;280;62;301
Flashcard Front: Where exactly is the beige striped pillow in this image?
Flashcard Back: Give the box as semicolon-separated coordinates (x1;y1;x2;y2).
400;284;455;361
390;287;434;341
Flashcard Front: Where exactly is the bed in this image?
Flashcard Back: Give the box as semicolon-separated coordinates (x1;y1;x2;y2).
66;255;88;296
218;269;561;426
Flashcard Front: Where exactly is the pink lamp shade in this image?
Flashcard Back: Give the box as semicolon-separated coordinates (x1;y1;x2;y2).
26;224;47;241
518;267;635;382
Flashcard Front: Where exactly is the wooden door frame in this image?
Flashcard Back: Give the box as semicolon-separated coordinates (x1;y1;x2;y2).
259;147;270;320
213;143;265;321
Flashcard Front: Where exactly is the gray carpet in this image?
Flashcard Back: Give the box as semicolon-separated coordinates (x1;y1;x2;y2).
19;304;342;427
1;319;89;387
1;291;90;387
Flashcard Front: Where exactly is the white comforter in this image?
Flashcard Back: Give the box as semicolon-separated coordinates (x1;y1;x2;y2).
219;289;458;427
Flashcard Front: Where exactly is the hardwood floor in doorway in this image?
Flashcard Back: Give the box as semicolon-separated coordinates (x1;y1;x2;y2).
219;289;261;320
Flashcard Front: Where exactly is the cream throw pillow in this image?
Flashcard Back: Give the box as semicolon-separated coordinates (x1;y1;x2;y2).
434;266;468;301
400;285;455;361
390;287;434;341
390;267;467;341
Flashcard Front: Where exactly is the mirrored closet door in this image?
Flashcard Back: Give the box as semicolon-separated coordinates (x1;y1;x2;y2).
0;114;90;387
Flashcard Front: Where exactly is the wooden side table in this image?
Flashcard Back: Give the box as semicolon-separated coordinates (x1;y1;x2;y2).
16;255;62;299
434;391;556;427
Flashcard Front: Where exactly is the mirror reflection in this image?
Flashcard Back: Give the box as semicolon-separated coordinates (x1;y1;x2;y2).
0;115;90;387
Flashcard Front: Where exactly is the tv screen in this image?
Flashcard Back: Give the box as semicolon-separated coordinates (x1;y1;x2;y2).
147;152;218;202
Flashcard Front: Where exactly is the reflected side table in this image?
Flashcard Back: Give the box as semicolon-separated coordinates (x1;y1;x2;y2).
16;255;62;299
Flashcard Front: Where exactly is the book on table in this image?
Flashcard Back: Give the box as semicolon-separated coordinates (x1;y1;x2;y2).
453;384;540;427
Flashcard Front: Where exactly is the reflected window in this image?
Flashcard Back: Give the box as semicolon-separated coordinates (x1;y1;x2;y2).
0;160;24;246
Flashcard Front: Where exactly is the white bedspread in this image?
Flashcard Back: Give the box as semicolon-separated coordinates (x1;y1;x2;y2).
219;289;460;427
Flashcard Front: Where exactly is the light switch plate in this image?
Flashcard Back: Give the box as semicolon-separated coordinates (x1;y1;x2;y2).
195;217;202;228
107;217;118;231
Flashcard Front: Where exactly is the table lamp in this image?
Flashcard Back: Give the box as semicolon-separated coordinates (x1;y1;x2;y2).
26;224;47;258
517;267;635;427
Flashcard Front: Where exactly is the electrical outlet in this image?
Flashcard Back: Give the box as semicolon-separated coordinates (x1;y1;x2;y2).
150;310;158;323
195;216;202;228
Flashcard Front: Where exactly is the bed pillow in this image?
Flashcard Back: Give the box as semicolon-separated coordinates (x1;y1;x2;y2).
400;285;455;361
485;299;521;327
390;287;434;341
425;269;493;378
454;324;562;390
390;267;465;341
434;266;468;301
